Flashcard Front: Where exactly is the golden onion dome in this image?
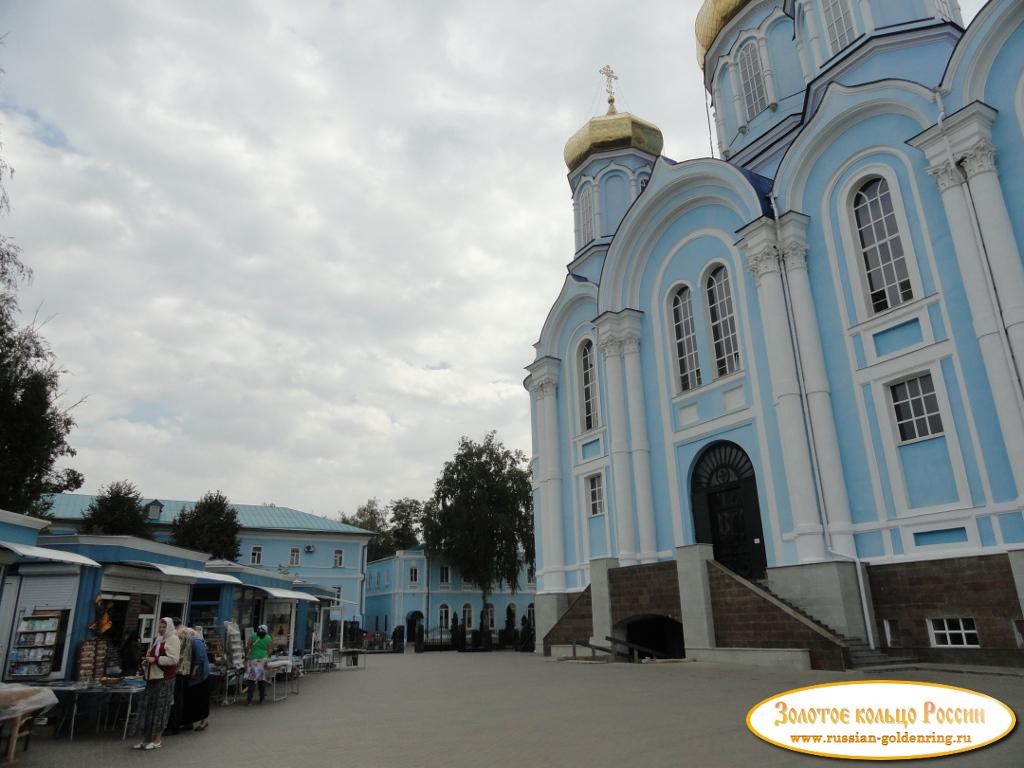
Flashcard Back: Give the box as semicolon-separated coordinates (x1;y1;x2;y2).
695;0;755;67
563;111;664;173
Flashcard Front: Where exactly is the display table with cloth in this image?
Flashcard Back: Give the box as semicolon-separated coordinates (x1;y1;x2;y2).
0;684;57;763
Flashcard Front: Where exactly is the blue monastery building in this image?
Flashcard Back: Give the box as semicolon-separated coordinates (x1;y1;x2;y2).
364;547;535;645
527;0;1024;669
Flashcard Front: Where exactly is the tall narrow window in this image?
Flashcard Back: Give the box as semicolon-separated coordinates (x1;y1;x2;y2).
462;603;473;629
854;178;912;313
579;340;597;432
289;547;299;566
409;566;418;584
250;545;262;566
439;604;450;629
579;185;594;246
672;286;701;392
737;42;768;121
439;565;450;586
890;373;943;443
823;0;855;54
707;266;741;376
586;473;605;517
333;549;344;568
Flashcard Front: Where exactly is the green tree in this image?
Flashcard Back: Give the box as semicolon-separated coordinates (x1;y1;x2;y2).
340;498;393;561
423;431;534;612
387;497;421;551
0;124;82;516
82;480;149;537
171;490;241;560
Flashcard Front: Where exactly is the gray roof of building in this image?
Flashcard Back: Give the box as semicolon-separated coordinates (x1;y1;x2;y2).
46;493;374;536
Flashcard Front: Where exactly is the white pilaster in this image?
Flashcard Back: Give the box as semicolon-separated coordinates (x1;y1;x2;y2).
778;213;855;558
597;333;638;565
739;218;826;562
622;330;658;563
526;359;567;591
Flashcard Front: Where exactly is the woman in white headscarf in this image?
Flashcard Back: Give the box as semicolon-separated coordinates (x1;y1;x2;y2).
133;617;181;750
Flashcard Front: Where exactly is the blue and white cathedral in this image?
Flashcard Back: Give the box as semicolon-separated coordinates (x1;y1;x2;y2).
526;0;1024;668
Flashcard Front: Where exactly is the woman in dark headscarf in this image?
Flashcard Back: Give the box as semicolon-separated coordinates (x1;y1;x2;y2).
133;618;180;750
182;625;211;731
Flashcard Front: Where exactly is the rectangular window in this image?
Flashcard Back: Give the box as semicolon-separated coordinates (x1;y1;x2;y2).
929;617;979;647
250;545;262;566
890;373;943;442
375;572;381;588
883;619;900;648
587;474;605;516
289;547;300;566
463;577;475;590
409;567;418;584
333;549;344;568
440;566;450;585
527;567;536;585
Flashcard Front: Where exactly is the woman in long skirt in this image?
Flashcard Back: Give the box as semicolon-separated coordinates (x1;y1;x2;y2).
181;625;211;730
134;618;181;750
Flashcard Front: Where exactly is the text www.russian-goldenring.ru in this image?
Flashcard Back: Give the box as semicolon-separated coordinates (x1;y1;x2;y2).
789;732;973;747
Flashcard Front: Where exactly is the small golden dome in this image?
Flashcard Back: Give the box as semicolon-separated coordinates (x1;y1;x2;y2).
563;111;664;173
695;0;754;66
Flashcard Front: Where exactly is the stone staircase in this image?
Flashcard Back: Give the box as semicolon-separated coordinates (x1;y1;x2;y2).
752;579;921;669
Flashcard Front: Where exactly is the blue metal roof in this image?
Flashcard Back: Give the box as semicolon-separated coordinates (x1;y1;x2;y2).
46;493;373;535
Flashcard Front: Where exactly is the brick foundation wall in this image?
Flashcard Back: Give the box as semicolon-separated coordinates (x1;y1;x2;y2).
542;587;592;656
708;563;847;671
608;562;681;627
868;554;1024;667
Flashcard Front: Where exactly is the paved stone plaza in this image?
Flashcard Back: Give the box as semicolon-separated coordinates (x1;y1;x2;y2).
19;653;1024;767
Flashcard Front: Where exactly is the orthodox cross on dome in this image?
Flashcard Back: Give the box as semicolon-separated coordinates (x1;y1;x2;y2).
599;64;618;115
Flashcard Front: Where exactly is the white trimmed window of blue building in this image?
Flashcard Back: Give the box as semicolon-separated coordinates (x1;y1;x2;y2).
527;566;536;585
823;0;856;55
576;182;595;249
578;339;600;432
738;41;768;122
586;473;605;517
409;566;418;584
440;565;450;586
485;603;495;630
289;547;299;567
890;373;943;443
671;285;702;393
439;603;450;629
250;545;262;566
333;549;344;568
854;177;913;314
706;265;741;377
462;603;473;629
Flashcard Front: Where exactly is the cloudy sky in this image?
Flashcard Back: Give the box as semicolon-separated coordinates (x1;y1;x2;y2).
1;1;988;519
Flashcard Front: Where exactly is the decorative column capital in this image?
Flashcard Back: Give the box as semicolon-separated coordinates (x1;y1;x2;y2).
927;160;964;192
961;138;997;179
782;241;808;273
529;375;558;398
746;245;780;285
599;337;623;359
620;333;641;356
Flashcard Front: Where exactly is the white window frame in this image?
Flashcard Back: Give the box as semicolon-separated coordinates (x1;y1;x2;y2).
462;603;473;629
853;176;914;315
409;566;418;585
576;182;595;249
737;40;768;122
670;284;702;394
439;565;450;587
822;0;856;56
439;603;450;629
333;549;344;568
578;339;599;433
527;566;536;585
288;547;300;566
250;545;262;566
928;617;979;648
838;166;924;323
889;372;944;444
705;264;741;378
485;603;495;630
586;473;605;517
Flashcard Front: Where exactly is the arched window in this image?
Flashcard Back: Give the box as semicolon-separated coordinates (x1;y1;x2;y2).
485;603;495;630
578;184;595;247
853;177;912;313
578;340;598;432
671;286;701;393
706;266;741;377
462;603;473;629
439;603;450;629
823;0;855;55
527;603;535;627
737;41;768;121
506;603;517;628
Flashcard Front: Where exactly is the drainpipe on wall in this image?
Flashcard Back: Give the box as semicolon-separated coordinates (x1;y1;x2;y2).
770;193;876;650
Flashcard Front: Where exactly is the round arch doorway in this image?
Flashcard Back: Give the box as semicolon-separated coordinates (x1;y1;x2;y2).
691;441;767;580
